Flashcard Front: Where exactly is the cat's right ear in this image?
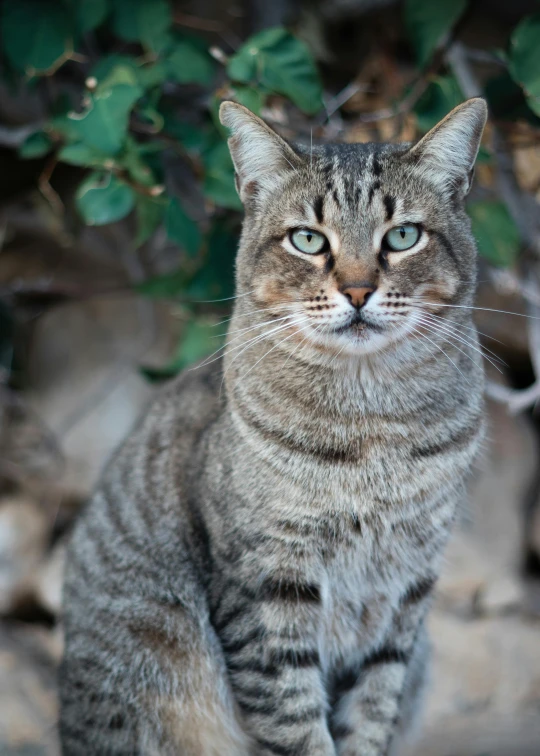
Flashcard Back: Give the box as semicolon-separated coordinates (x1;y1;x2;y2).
219;101;300;205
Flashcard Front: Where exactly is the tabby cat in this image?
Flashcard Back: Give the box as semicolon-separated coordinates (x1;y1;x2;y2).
59;97;487;755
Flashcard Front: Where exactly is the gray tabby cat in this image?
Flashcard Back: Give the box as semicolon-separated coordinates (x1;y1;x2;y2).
59;97;487;756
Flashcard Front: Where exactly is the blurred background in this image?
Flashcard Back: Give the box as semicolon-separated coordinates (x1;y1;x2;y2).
1;0;540;754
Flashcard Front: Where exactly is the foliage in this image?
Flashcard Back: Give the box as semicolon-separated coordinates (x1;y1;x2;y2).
5;1;321;242
404;0;540;265
468;202;521;268
3;0;540;378
404;0;468;67
0;0;325;377
508;14;540;117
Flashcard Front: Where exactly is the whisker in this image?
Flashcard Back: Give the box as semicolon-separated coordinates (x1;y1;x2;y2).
407;322;469;382
221;316;312;376
192;289;257;304
195;317;305;371
237;321;315;383
426;310;506;347
413;299;540;320
212;303;294;327
220;314;296;338
278;322;326;374
414;316;503;374
417;314;507;368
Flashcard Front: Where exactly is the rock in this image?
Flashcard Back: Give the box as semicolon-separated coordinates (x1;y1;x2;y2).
0;622;60;756
0;495;49;615
475;575;524;617
32;543;65;619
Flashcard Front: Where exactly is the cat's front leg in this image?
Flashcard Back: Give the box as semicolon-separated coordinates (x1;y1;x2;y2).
212;573;336;756
331;575;435;756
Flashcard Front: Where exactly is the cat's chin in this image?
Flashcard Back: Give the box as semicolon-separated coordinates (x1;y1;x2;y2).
311;325;396;358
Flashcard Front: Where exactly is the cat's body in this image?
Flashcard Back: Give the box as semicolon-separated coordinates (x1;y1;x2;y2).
60;99;487;756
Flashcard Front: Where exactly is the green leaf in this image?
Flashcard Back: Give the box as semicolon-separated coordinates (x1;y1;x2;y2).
508;14;540;117
1;0;72;74
91;54;138;82
65;79;143;155
136;268;190;298
227;27;322;114
111;0;172;51
19;131;53;158
71;0;109;34
476;145;492;164
404;0;468;67
166;35;215;85
58;142;110;166
186;220;238;301
161;111;214;153
137;61;169;89
91;55;167;91
230;84;265;115
97;63;140;90
202;141;242;210
135;196;165;246
142;318;219;381
414;74;464;132
0;300;15;379
468;201;521;267
135;104;164;132
76;172;135;226
117;138;157;186
166;198;201;257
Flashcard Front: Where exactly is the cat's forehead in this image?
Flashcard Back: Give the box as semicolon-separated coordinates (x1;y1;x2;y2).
291;141;414;207
286;141;420;224
296;141;407;176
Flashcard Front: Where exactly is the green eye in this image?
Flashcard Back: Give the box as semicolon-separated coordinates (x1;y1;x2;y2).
290;228;327;254
384;224;420;251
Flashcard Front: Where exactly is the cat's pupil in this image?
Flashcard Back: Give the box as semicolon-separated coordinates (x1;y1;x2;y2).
307;234;312;242
400;227;405;238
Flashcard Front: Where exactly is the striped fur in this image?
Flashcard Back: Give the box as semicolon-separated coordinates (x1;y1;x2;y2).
60;100;487;755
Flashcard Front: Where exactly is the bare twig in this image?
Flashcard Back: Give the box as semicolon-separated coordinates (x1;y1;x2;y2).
486;379;540;414
38;157;64;216
351;74;432;124
0;123;45;148
446;42;540;258
446;42;540;413
173;12;224;32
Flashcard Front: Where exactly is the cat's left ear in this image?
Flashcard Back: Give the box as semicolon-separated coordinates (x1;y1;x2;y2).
406;98;488;198
219;101;300;205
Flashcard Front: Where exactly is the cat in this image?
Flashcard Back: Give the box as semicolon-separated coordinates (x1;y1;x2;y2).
59;97;487;756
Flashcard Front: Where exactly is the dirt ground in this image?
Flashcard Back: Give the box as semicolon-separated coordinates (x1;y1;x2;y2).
1;294;539;756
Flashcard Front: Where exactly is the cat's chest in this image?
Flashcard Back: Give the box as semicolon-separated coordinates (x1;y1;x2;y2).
320;515;426;664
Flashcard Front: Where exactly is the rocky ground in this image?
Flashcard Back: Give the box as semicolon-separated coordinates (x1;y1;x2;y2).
1;291;540;755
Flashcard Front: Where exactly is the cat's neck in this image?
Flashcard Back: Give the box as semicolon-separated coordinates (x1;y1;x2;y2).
223;304;472;426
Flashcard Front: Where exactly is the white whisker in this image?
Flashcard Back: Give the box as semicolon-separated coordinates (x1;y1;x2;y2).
407;323;469;382
414;316;503;374
222;316;312;377
416;314;506;369
212;303;294;327
193;289;258;304
413;299;540;320
237;321;315;384
426;310;506;347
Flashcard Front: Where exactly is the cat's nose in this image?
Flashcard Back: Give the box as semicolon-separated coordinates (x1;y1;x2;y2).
340;284;376;309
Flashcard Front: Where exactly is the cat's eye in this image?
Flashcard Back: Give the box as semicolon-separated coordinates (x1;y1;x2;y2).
290;228;327;255
383;224;420;252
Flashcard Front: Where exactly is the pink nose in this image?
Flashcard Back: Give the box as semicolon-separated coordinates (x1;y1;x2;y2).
341;285;376;308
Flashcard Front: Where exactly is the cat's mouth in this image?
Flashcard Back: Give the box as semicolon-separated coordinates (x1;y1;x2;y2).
332;313;383;337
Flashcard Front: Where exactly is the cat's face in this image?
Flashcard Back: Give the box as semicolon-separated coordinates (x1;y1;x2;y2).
221;99;487;357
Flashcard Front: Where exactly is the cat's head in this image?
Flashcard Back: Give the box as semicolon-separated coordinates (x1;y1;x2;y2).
220;98;487;357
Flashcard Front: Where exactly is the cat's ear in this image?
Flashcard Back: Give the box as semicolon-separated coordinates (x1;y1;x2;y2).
219;101;300;204
406;98;488;198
